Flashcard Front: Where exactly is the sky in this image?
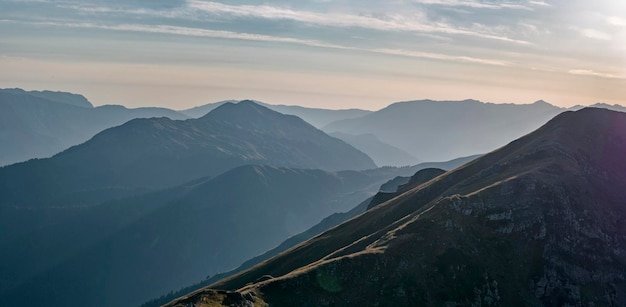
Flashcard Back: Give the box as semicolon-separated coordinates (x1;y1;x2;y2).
0;0;625;110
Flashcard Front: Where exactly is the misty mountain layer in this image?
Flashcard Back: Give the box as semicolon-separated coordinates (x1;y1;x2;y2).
0;88;188;166
323;99;564;162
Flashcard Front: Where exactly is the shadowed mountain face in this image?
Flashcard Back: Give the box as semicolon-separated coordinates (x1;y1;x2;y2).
168;108;626;306
0;100;375;208
323;99;564;162
141;159;475;307
0;165;418;307
0;88;189;166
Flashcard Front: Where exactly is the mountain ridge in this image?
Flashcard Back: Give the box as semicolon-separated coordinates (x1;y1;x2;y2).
0;88;188;166
0;100;375;208
323;98;565;162
167;108;626;306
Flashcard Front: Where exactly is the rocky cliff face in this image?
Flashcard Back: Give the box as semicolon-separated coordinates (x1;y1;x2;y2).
165;108;626;306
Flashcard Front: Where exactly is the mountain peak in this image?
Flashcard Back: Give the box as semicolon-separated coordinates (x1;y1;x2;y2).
199;99;278;121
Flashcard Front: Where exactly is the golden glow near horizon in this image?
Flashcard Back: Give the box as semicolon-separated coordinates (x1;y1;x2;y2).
0;0;624;110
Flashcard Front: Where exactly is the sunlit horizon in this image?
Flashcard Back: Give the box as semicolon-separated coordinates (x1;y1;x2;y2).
1;0;625;110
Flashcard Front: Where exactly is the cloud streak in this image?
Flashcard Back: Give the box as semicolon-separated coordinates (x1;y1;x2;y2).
580;28;612;40
568;69;625;80
181;1;530;44
371;48;509;66
413;0;540;10
8;19;509;67
50;1;531;44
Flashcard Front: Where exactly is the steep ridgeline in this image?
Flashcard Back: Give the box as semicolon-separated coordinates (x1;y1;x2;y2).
323;99;564;162
143;164;467;307
0;165;406;307
168;108;626;306
0;100;375;208
0;88;188;166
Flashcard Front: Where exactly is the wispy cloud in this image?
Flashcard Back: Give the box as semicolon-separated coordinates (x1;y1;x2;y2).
184;1;529;44
47;21;349;49
607;16;626;27
580;28;612;40
370;48;509;66
569;69;625;79
413;0;547;10
57;4;191;19
8;19;509;67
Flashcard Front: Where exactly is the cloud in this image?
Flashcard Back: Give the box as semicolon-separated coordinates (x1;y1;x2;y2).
528;1;551;7
413;0;546;10
57;4;190;19
9;19;510;67
31;0;532;45
55;22;349;49
580;29;612;40
607;16;626;27
185;1;529;44
370;48;509;66
568;69;624;79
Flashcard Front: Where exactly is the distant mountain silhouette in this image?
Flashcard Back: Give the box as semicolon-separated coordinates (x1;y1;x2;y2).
570;102;626;113
323;99;564;162
0;100;375;208
2;88;94;108
0;164;424;307
169;108;626;306
0;88;188;166
180;99;371;128
259;103;371;128
330;131;420;166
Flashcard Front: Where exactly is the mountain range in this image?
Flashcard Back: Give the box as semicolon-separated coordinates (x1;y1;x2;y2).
4;88;625;169
0;88;188;166
0;98;397;307
165;107;626;306
3;88;626;307
180;100;371;128
0;100;375;208
0;90;372;167
323;99;565;163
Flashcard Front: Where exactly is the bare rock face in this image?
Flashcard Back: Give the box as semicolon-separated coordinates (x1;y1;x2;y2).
166;108;626;306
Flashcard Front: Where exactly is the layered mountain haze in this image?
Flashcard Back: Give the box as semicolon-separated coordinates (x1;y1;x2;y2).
0;88;189;166
0;164;438;307
168;108;626;306
329;132;421;166
180;100;371;128
142;156;477;307
0;99;386;307
0;100;375;208
323;99;564;162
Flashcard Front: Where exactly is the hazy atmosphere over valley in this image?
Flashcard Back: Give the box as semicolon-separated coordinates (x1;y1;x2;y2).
1;1;626;307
